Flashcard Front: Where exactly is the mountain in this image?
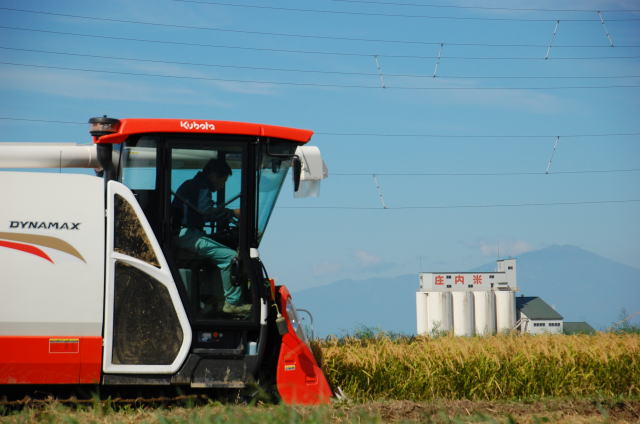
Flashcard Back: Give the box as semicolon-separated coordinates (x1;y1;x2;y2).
474;245;640;330
292;245;640;337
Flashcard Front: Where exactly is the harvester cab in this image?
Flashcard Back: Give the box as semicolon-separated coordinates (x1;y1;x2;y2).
0;117;331;404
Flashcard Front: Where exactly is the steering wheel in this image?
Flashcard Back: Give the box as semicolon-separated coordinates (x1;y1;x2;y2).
212;216;239;249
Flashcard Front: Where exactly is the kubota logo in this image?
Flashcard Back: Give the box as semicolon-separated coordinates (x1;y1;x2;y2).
179;121;216;131
0;232;85;264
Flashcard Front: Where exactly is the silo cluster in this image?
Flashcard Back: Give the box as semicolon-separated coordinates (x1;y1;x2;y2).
416;259;518;336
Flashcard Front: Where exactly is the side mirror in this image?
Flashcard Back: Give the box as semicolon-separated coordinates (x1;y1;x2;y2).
292;156;302;192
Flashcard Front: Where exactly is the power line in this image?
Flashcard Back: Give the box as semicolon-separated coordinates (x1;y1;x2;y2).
323;0;640;13
0;117;85;125
278;199;640;210
3;23;639;50
3;61;640;90
1;117;639;140
170;0;640;21
4;46;639;80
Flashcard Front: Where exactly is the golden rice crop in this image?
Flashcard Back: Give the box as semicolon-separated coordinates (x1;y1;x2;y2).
318;333;640;401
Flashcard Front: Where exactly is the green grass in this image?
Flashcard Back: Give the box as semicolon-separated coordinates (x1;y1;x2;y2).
3;398;639;424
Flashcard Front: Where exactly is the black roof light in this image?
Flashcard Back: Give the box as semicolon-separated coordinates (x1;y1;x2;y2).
89;115;120;138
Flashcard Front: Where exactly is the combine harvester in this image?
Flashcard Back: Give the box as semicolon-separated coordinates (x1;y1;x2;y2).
0;117;331;404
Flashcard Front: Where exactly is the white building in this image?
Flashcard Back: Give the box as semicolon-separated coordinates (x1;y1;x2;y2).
416;259;518;337
515;296;564;334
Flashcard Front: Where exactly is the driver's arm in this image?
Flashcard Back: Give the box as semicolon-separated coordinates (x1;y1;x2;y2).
203;207;237;221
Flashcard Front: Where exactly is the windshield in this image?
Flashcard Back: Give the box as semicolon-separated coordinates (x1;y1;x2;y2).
256;140;298;242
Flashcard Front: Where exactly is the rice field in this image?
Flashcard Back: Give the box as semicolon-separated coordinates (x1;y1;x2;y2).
319;332;640;401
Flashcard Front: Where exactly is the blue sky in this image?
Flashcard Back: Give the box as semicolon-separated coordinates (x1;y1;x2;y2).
1;0;639;291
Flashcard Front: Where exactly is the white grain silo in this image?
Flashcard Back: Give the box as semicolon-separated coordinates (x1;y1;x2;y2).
452;291;475;336
473;291;496;335
495;290;516;333
416;291;429;336
417;259;518;337
426;291;453;334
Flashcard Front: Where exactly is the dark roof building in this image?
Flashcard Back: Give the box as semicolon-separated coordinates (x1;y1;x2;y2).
564;321;596;335
516;296;563;320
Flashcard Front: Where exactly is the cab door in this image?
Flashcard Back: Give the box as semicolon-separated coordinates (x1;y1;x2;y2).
102;178;192;374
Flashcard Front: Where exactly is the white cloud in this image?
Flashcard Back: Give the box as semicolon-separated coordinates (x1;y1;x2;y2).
354;249;382;267
394;76;568;114
446;87;567;115
312;261;343;276
310;249;397;278
478;240;536;257
0;57;279;105
0;65;228;106
123;62;279;96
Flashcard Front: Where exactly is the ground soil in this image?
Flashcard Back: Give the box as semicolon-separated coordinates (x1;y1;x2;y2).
319;398;640;423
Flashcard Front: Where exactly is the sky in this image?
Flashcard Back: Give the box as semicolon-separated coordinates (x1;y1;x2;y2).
0;0;639;292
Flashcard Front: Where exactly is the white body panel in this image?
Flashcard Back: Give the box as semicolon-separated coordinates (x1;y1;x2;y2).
0;172;105;336
102;181;192;374
452;291;475;337
473;291;497;336
0;143;99;169
416;291;429;336
495;290;516;333
426;291;453;334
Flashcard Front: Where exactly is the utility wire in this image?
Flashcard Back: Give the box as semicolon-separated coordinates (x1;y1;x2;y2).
3;46;638;80
0;117;85;125
323;0;640;13
1;117;639;141
1;28;636;62
3;61;640;90
170;0;640;21
3;24;639;49
278;199;640;210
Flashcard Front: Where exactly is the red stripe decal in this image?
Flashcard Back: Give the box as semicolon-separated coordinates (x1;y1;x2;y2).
0;336;103;384
0;240;54;263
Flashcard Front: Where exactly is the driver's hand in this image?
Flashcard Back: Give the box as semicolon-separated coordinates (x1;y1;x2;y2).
220;208;236;221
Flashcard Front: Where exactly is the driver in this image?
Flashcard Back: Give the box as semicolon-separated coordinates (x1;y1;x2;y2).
173;157;250;315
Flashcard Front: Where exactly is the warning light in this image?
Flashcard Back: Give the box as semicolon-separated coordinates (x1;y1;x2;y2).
89;116;120;138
